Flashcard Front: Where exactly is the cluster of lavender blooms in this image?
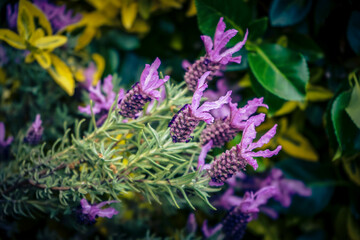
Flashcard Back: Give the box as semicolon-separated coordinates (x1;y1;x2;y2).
24;114;44;145
76;199;119;225
169;71;231;143
7;0;81;32
200;168;312;239
178;17;281;185
79;75;125;125
184;17;248;92
118;58;170;119
0;122;13;161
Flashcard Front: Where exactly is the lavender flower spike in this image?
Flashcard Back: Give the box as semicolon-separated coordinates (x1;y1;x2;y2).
25;114;44;145
169;71;231;142
79;75;123;116
185;17;248;91
119;58;170;118
200;97;268;148
0;122;13;148
203;186;277;240
208;122;281;184
77;198;119;225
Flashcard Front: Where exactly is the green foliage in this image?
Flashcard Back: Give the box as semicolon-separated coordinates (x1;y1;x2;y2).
195;0;254;41
0;80;216;219
331;88;360;157
269;0;312;26
247;43;309;101
347;11;360;55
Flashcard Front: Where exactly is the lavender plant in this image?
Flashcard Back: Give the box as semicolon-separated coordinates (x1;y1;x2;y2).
0;66;220;219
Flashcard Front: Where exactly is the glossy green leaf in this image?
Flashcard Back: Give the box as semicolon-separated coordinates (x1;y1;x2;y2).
347;11;360;55
270;0;312;27
331;90;360;156
287;33;324;62
248;17;268;41
248;43;309;101
195;0;254;45
345;79;360;128
249;73;285;116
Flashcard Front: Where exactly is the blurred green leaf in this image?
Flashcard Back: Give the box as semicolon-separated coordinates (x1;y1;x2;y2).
347;207;360;240
287;33;324;62
249;73;285;116
195;0;254;45
331;90;360;156
345;79;360;128
248;17;268;41
347;11;360;55
248;44;309;101
276;158;335;216
270;0;312;27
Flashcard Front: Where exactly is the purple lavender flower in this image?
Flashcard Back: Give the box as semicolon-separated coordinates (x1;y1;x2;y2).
200;98;268;148
219;168;312;219
0;122;13;161
0;122;13;148
185;17;248;91
259;168;312;207
0;45;9;67
169;71;231;142
80;62;97;90
203;79;240;120
79;75;124;116
186;213;197;234
6;4;18;30
24;114;44;145
203;186;277;240
118;58;170;119
7;1;81;32
208;122;282;184
77;198;119;225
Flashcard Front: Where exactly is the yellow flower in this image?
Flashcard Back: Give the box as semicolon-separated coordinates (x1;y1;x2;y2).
0;0;75;95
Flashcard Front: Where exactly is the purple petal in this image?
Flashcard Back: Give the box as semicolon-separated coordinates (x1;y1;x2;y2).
201;35;213;54
202;220;223;238
212;29;238;58
249;146;282;158
194;90;232;123
198;140;213;170
260;206;279;219
214;17;226;46
219;29;249;60
96;207;119;218
140;57;161;89
191;71;211;110
238;123;256;151
242;154;258;170
80;198;91;213
118;88;125;102
32;114;42;130
182;60;191;70
248;124;278;151
186;213;197;233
